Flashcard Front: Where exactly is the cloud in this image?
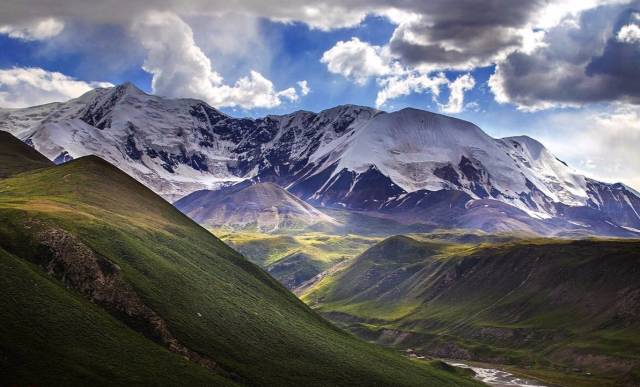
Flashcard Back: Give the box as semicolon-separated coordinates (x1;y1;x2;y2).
388;17;524;71
267;3;369;31
319;1;639;110
0;1;373;32
531;104;640;191
617;21;640;43
321;38;476;111
321;38;391;84
375;72;448;107
320;37;476;110
186;13;272;78
1;1;637;111
0;17;64;41
132;11;299;109
489;4;640;111
297;80;310;96
439;74;475;113
0;67;112;108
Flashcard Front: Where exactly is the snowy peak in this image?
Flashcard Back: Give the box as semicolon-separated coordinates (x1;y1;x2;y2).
497;136;588;206
2;83;639;236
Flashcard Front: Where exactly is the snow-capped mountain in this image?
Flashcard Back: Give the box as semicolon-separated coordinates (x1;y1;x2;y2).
1;83;639;236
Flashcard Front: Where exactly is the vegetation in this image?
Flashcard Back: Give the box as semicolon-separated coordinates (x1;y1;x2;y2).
0;135;480;386
303;234;640;386
216;230;380;288
0;131;52;177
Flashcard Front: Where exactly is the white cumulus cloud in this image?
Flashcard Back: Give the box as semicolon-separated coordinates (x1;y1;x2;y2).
375;72;448;107
617;23;640;43
297;80;310;96
132;11;300;109
531;104;640;191
439;74;476;114
0;67;112;108
321;38;391;85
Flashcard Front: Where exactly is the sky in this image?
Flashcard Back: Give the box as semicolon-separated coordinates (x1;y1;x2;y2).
0;0;639;190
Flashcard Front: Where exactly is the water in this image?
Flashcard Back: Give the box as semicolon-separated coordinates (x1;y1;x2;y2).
447;362;547;387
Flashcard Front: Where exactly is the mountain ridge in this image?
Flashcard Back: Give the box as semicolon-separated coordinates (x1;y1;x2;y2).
1;83;639;236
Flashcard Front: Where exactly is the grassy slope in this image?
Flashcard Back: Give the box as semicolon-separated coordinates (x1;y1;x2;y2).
0;247;233;386
0;152;479;386
303;235;640;386
217;229;381;288
0;130;53;177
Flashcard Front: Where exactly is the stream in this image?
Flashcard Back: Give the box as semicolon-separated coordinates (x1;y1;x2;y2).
447;362;547;387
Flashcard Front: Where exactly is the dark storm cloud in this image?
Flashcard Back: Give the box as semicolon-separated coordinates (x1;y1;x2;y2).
387;0;547;69
491;2;640;110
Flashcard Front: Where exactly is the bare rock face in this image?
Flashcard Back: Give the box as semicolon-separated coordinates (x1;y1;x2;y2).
33;222;216;370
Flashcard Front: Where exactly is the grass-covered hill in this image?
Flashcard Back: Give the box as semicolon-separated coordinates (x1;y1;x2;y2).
303;234;640;386
0;130;53;177
0;132;480;386
216;230;381;290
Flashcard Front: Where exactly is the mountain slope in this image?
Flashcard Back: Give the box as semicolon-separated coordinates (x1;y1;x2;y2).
0;130;53;177
2;83;639;235
0;135;479;386
0;247;234;386
175;181;336;232
217;231;381;290
303;235;640;385
0;84;380;201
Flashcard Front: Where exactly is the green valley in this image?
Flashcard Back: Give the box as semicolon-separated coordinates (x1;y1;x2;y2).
216;230;381;289
301;234;640;386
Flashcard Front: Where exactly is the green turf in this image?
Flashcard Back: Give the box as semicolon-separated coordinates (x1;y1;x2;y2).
0;247;235;386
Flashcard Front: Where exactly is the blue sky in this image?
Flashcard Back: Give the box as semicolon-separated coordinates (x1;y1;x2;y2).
0;1;639;189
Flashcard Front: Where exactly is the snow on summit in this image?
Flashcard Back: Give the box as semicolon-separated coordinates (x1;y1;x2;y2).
1;83;639;233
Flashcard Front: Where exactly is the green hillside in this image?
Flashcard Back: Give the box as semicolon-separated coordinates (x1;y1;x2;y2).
217;230;381;289
304;235;640;386
0;133;479;386
0;131;53;177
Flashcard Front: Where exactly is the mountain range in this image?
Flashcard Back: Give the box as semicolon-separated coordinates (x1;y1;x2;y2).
2;83;639;236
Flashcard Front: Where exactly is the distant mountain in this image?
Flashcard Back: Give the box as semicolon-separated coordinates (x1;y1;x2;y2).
2;83;639;236
175;181;336;232
0;132;477;386
303;234;640;386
